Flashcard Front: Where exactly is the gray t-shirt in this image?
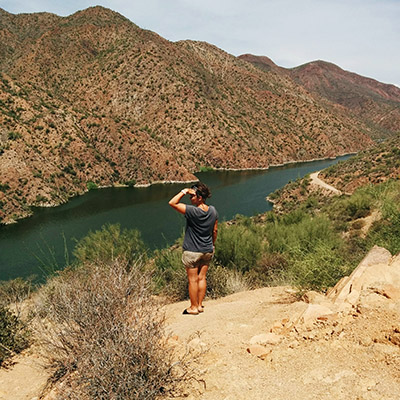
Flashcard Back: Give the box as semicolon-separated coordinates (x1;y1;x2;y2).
183;205;218;253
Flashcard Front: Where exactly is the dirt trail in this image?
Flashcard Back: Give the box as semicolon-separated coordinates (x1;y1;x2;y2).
0;347;48;400
310;171;342;195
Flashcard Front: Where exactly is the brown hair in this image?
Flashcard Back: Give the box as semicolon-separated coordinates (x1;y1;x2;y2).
191;182;211;200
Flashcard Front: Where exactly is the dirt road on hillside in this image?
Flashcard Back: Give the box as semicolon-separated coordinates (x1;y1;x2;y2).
310;171;342;195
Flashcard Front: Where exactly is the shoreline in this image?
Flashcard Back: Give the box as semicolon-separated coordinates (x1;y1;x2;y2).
209;152;355;172
1;153;355;226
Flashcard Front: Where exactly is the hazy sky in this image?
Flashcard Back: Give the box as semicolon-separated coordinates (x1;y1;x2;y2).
1;0;399;87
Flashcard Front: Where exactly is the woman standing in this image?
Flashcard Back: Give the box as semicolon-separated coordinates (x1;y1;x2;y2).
169;182;218;315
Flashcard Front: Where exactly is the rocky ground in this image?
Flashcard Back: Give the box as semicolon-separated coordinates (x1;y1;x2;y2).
1;246;400;400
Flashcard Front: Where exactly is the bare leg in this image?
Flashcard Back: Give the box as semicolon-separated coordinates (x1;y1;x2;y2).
197;264;208;312
186;267;199;314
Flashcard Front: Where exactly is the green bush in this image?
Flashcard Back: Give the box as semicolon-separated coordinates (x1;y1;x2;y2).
153;247;187;300
244;252;288;288
86;181;98;190
0;307;29;366
265;213;340;255
368;211;400;254
73;224;147;265
0;277;34;308
285;242;352;292
214;219;264;272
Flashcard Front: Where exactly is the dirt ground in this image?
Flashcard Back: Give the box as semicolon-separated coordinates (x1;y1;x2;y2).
2;284;399;400
165;286;400;400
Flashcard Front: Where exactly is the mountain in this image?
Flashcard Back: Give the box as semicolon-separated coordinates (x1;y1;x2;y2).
240;55;400;139
0;6;380;223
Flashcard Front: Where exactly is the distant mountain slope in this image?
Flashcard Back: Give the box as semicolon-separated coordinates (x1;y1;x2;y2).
240;55;400;138
319;134;400;193
0;6;376;223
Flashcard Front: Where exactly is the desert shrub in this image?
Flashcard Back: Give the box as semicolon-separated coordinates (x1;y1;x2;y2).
368;211;400;254
0;306;29;366
245;252;288;288
345;195;371;219
207;263;249;298
285;242;352;292
86;181;98;190
214;221;264;272
265;213;339;255
327;189;374;225
34;258;190;400
154;247;187;300
0;277;34;308
73;223;147;265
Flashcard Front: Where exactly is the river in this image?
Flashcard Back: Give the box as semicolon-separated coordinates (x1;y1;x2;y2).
0;156;351;281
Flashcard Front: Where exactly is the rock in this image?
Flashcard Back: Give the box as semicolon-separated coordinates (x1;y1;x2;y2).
246;345;271;360
371;283;400;300
327;246;392;304
249;333;283;346
345;288;360;305
389;332;400;346
270;318;292;334
302;291;326;304
300;304;334;327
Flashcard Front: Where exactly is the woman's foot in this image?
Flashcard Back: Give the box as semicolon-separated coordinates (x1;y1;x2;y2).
182;308;199;315
197;305;204;313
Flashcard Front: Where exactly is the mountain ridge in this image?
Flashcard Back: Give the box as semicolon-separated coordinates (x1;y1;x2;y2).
240;54;400;138
0;6;392;224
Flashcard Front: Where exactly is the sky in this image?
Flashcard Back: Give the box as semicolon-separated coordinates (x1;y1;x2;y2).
1;0;399;88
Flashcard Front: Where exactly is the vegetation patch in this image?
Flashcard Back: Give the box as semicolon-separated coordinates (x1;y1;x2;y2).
0;307;29;366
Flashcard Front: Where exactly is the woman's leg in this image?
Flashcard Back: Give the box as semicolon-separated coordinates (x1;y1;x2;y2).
197;264;209;311
186;267;200;313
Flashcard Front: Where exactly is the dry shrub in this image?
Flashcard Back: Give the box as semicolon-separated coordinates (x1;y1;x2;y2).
34;259;192;399
207;264;249;298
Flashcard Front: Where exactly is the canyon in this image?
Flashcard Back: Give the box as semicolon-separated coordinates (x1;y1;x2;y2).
0;6;399;224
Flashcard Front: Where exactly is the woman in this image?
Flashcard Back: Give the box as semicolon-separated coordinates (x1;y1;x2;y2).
169;182;218;315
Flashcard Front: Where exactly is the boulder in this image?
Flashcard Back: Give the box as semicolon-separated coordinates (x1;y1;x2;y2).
249;333;283;346
246;345;271;360
327;246;393;306
300;304;334;327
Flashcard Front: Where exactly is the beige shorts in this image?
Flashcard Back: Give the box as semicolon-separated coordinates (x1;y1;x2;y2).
182;250;214;269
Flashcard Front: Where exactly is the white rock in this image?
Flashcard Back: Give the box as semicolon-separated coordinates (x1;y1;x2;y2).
249;332;283;346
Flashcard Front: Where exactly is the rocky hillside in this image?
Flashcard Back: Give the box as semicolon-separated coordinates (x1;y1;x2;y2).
240;55;400;139
319;134;400;193
0;6;381;223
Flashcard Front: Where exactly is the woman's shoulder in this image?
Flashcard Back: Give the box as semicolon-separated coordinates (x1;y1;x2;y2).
208;205;218;217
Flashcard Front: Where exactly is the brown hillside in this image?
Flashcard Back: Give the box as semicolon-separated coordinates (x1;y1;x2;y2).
241;55;400;139
290;61;400;137
0;6;376;223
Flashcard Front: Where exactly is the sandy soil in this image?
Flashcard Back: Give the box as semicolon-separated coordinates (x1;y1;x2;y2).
165;287;400;400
